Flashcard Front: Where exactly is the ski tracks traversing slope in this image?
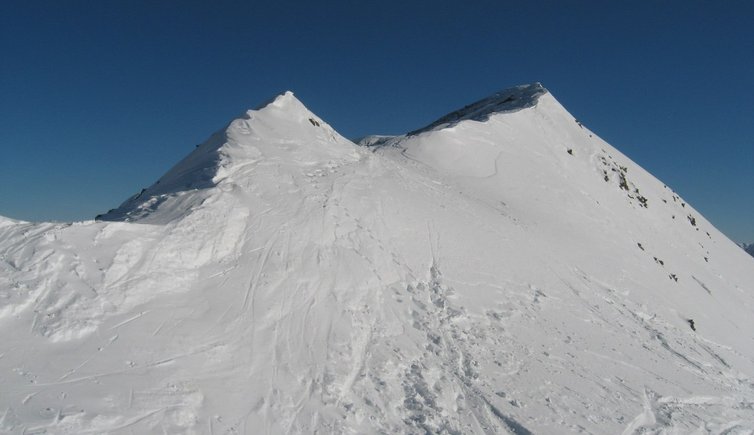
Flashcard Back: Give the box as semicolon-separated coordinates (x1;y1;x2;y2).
533;265;754;433
368;136;754;433
186;149;411;433
282;156;543;434
209;150;535;433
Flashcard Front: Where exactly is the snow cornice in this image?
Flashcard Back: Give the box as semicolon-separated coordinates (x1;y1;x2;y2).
408;82;549;135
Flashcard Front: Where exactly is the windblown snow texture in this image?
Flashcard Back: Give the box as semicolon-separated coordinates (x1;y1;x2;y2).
1;85;753;434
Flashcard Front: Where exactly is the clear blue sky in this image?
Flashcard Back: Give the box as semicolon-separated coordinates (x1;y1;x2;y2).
1;1;752;242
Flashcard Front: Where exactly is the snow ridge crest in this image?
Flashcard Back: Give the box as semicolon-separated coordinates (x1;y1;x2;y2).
409;82;548;135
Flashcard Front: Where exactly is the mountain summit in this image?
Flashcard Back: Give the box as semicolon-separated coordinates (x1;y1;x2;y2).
1;85;753;434
98;90;356;223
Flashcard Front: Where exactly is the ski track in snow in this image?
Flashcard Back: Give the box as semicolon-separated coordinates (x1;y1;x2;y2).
1;87;753;434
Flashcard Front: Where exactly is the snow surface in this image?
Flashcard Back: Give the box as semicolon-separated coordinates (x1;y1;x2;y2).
1;85;754;434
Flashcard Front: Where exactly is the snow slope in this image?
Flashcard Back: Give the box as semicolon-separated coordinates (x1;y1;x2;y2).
1;85;753;434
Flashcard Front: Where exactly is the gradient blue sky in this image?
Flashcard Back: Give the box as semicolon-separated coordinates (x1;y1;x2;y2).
1;1;752;242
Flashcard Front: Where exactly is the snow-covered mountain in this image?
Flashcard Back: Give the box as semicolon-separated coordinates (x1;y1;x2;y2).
1;84;753;434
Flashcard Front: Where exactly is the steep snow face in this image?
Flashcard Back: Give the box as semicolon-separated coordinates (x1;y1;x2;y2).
1;86;754;434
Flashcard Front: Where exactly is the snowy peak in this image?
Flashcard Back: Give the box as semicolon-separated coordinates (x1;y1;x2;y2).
250;90;320;125
98;91;358;223
255;90;306;112
226;90;340;146
409;82;549;135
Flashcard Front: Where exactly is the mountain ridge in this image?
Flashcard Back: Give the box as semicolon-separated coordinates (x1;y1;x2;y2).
1;84;753;434
407;82;548;136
